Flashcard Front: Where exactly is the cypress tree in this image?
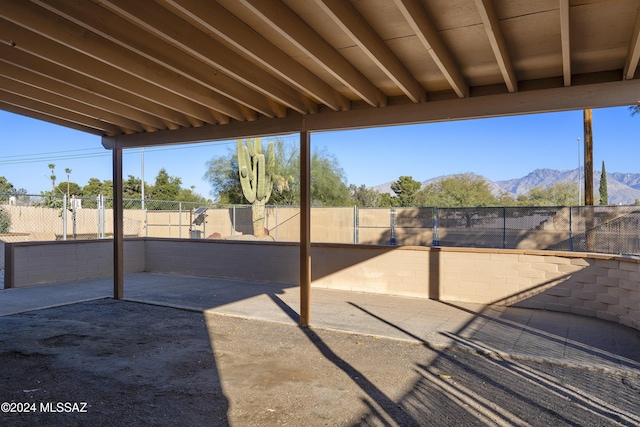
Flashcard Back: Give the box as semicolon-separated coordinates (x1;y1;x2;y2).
599;161;608;205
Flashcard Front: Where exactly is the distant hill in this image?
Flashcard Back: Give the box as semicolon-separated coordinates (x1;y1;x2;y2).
373;168;640;205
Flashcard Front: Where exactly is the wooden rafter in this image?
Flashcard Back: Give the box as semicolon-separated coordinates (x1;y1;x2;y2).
473;0;518;92
394;0;468;98
624;4;640;80
239;0;385;108
560;0;571;87
315;0;426;103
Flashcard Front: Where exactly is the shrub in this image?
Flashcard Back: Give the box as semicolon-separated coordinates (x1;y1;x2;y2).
0;207;10;233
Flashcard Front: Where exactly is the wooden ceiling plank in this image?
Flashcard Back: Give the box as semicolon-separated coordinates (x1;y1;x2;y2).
314;0;426;103
1;61;148;132
0;101;106;135
394;0;469;98
239;0;386;108
473;0;518;92
0;17;197;128
34;0;274;120
624;4;640;80
0;88;128;135
162;0;350;111
0;0;231;124
560;0;571;87
0;44;168;130
97;0;310;115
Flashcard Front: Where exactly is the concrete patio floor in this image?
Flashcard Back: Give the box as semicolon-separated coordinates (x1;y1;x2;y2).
1;273;640;426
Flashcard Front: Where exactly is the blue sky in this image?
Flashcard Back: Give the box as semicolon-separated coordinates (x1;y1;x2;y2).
0;106;638;199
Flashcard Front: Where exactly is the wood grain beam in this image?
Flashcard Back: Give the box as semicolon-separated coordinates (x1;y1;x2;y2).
315;0;426;103
560;0;571;86
161;0;347;113
394;0;468;98
98;0;310;115
624;4;640;80
239;0;385;108
473;0;518;92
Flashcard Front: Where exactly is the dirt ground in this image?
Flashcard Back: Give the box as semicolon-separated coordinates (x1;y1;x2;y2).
1;299;639;426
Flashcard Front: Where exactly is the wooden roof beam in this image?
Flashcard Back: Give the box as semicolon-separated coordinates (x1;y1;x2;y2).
624;3;640;80
161;0;349;113
394;0;469;98
0;87;129;135
315;0;426;103
239;0;385;108
1;0;235;124
0;17;197;128
0;101;105;135
0;69;146;133
560;0;571;87
98;0;310;115
35;0;276;120
473;0;518;92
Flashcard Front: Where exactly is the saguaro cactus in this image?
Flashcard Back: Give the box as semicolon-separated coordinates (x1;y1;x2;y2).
237;138;275;237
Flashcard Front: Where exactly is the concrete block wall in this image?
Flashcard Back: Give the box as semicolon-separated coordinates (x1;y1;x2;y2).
5;239;145;288
145;238;300;285
4;238;639;330
437;248;640;330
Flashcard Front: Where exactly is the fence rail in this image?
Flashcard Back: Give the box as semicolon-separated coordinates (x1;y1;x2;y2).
1;193;639;256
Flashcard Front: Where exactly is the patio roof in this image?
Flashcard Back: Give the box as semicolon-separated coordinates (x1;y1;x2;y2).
2;0;640;147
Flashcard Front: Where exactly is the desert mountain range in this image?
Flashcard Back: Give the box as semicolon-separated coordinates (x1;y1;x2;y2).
373;168;640;205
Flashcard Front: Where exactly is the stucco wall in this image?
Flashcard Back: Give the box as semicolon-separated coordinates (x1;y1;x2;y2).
4;238;639;330
4;239;145;287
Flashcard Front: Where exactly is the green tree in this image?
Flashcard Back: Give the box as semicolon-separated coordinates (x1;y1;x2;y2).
83;178;113;198
56;182;82;197
599;161;608;205
520;182;578;206
149;168;182;201
48;163;56;192
0;176;15;202
349;184;383;207
0;207;10;233
203;140;351;206
416;174;498;207
390;176;422;207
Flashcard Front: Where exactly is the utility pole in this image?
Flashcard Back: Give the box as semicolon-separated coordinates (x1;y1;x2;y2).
577;137;581;206
583;109;594;206
583;109;595;251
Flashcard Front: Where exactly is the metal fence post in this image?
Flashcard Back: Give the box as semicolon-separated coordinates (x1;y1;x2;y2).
71;195;77;240
62;194;67;240
432;207;439;246
503;206;507;249
232;205;236;237
569;206;573;251
179;202;182;238
275;205;278;241
353;205;359;244
145;208;148;237
390;207;396;245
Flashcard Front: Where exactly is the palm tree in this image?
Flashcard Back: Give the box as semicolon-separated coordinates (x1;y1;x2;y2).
48;163;56;192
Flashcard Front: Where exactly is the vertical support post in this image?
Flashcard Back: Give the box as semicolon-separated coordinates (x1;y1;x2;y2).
179;202;182;238
584;109;595;251
583;109;594;206
71;195;77;240
275;205;278;241
112;146;124;299
232;205;236;237
502;206;507;248
353;205;359;244
62;194;67;240
569;206;573;251
300;130;311;327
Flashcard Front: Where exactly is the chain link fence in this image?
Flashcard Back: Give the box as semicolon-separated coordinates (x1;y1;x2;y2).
1;193;639;256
